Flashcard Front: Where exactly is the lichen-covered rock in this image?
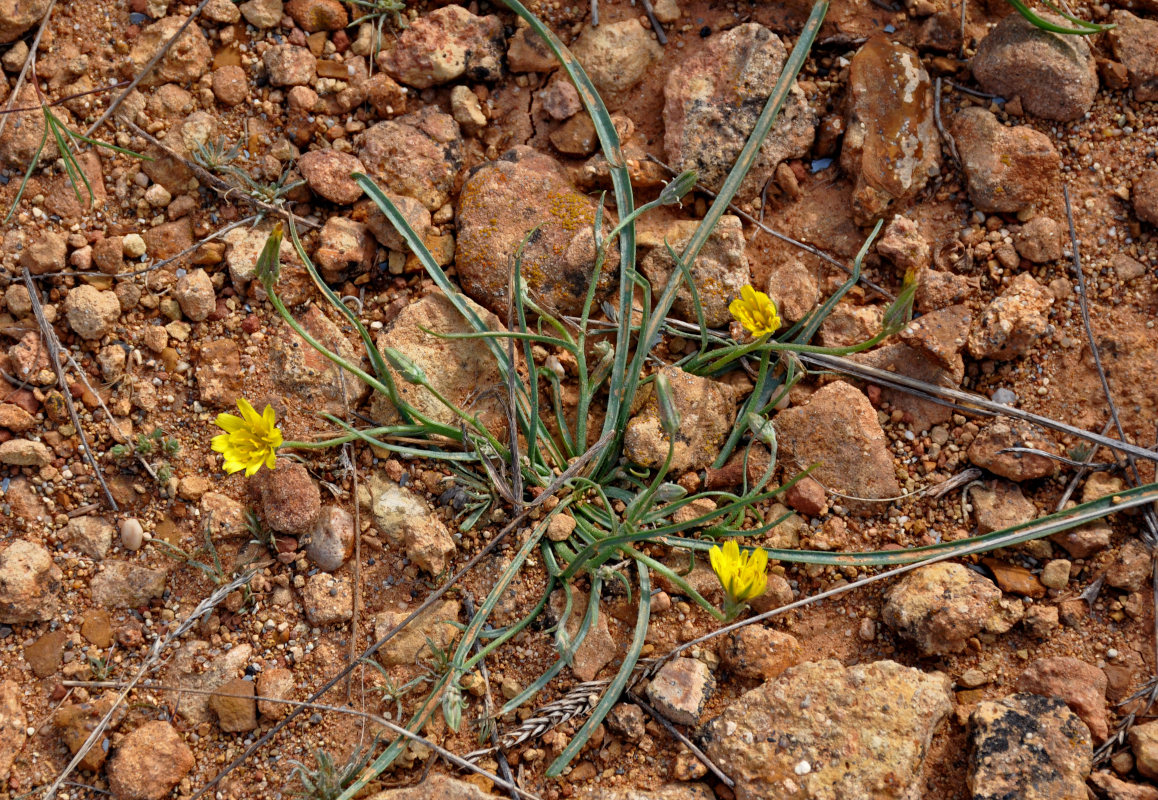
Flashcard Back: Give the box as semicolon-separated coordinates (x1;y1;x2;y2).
971;12;1098;121
663;23;815;199
90;562;167;608
953;108;1060;214
624;365;737;472
702;659;952;800
639;216;751;327
773;381;900;512
969;693;1092;800
298;149;366;204
883;562;1014;655
456;146;615;317
646;657;715;726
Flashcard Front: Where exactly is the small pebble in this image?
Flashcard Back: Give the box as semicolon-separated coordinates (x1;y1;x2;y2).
120;518;144;551
122;234;147;258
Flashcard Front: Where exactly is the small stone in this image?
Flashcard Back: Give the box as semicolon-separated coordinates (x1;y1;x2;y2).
953;108;1060;214
210;678;257;733
549;113;597;156
371;482;455;576
0;403;34;433
0;681;25;782
65;284;121;340
380;6;503;88
128;16;211;87
256;667;294;720
968;481;1042;537
704;660;951;800
971;12;1098;121
286;0;347;31
1017;657;1108;740
883;562;1003;655
969;694;1092;800
120;518;145;551
1108;12;1158;103
571;19;662;107
301;573;353;625
21;231;67;274
455;146;610;316
1023;605;1059;638
198;338;243;407
1105;539;1151;592
1014;216;1063;263
172;268;215;322
450;85;487;136
1112;254;1148;282
307;506;355;572
211;64;248;106
982;557;1046;598
538;78;581;120
765;260;819;323
1090;771;1158;800
899;304;972;372
546;513;576;542
374;600;460;667
1040;559;1071;590
122;233;147;258
774;381;900;513
624;366;738;473
65;515;115;560
239;0;283;28
842;37;939;223
165;642;252;724
967;273;1054;361
0;540;60;623
719;627;803;681
783;477;826;517
1131;720;1158;780
81;610;113;647
606;703;646;742
264;44;316;87
90;561;167;608
877;215;932;273
646;657;715;726
298;149;366;204
253;461;322;536
664;23;813;199
0;439;51;466
24;630;66;677
106;721;195;800
507;26;557;73
639;216;751;328
0;0;50;42
968;420;1059;482
359;107;462;211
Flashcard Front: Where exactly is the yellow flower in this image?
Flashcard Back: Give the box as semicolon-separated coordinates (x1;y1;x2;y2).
211;399;283;477
709;539;768;616
729;285;781;338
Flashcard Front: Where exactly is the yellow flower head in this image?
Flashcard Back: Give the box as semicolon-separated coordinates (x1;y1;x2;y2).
211;399;283;477
729;285;781;338
709;539;768;609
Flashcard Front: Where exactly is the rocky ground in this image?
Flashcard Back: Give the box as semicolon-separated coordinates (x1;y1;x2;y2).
1;0;1158;799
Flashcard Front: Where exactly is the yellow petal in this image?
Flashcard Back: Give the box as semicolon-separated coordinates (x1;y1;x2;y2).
262;404;277;427
237;398;261;426
215;413;245;433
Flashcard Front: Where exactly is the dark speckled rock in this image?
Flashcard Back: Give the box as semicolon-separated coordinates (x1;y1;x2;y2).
969;693;1092;800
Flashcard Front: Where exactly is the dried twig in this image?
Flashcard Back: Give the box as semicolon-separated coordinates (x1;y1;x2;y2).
934;78;960;165
21;268;117;511
637;0;668;44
